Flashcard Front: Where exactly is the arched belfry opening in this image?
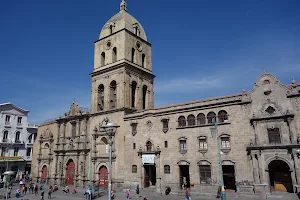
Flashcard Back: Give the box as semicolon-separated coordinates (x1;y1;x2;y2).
268;160;293;193
109;81;117;109
101;52;105;66
98;84;105;111
112;47;117;62
142;85;147;109
142;54;146;67
131;81;137;108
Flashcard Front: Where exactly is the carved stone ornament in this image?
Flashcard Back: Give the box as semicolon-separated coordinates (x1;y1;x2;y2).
100;117;110;128
68;103;81;116
146;120;153;130
43;128;53;139
69;139;74;150
131;123;138;136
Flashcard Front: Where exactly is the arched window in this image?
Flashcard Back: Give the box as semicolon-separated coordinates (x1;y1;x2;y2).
197;113;206;125
142;54;146;67
131;48;135;63
207;112;216;124
101;52;105;66
109;25;113;34
164;165;170;174
131;81;137;108
218;110;228;123
3;130;8;141
112;47;117;62
98;84;105;111
132;165;137;173
146;141;152;151
142;85;147;109
187;114;195;126
178;116;186;127
15;131;20;143
109;81;117;109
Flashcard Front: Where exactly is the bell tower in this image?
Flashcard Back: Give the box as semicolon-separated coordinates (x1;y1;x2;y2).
90;0;155;114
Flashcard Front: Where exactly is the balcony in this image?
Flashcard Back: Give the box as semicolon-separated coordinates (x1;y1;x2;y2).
17;123;22;127
15;140;21;144
1;138;8;143
137;144;161;156
27;124;39;128
4;121;10;126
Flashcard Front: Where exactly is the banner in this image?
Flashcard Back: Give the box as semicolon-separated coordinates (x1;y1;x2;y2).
0;156;23;160
142;154;155;164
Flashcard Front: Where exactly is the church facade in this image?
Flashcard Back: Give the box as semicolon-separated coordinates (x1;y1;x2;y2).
31;0;300;194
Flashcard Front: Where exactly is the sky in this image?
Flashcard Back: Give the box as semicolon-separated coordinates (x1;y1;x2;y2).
0;0;300;124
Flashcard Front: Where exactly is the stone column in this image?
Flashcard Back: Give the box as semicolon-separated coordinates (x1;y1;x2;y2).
75;154;79;186
251;153;259;183
257;153;263;184
156;154;161;193
295;155;300;185
54;155;59;184
138;153;143;189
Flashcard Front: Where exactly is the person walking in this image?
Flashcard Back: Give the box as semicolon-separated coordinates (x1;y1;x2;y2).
48;188;52;199
41;190;45;200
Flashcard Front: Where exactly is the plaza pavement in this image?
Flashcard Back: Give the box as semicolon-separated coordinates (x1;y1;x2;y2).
1;185;299;200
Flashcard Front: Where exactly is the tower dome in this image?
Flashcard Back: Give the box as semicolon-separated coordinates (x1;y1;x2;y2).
99;0;147;41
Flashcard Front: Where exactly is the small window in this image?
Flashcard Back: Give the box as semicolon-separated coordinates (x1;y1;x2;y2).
265;106;275;115
142;54;146;67
162;119;169;133
199;165;211;184
133;143;136;149
26;148;32;156
146;141;152;151
132;165;137;173
179;139;187;153
131;123;138;136
221;137;230;149
3;130;8;140
15;131;20;143
131;48;135;63
165;141;168;148
71;123;76;137
14;147;19;156
268;128;281;144
178;116;186;127
263;80;270;85
164;165;170;174
109;25;113;34
101;52;105;66
199;138;207;150
5;115;10;122
17;117;22;124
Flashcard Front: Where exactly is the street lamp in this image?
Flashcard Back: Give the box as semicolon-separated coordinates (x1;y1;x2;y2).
102;122;119;200
4;138;13;200
210;118;226;200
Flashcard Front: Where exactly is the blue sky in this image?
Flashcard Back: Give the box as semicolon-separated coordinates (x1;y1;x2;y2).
0;0;300;124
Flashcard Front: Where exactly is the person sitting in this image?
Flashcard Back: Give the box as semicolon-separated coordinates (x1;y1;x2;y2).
72;188;77;194
62;186;69;193
16;189;21;198
111;191;115;199
165;186;171;195
54;185;58;192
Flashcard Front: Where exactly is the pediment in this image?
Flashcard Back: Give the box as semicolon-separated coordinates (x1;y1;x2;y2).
177;160;190;165
68;103;81;117
0;103;28;116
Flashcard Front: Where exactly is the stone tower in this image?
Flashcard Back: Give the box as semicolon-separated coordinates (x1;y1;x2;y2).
90;0;155;114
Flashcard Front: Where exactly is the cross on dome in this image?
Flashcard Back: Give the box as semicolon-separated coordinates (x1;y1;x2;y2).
120;0;127;11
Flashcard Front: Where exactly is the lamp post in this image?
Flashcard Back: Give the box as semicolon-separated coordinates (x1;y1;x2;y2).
210;118;226;200
102;122;119;200
5;138;13;200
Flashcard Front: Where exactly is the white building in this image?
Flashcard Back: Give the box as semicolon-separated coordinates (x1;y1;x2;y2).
0;103;38;179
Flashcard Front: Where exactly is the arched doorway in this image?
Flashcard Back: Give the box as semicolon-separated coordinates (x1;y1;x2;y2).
99;166;108;189
268;160;293;193
41;165;48;181
65;159;75;185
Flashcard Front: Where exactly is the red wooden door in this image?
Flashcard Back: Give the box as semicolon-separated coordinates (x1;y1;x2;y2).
41;166;48;181
65;160;75;185
99;166;108;189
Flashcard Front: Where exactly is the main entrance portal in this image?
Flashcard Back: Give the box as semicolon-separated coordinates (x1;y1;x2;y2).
179;165;190;188
99;166;108;189
144;165;156;188
41;165;48;182
223;165;236;191
268;160;293;193
65;159;75;185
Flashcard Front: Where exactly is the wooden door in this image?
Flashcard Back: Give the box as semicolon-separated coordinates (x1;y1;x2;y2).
144;166;150;187
41;166;48;181
65;160;75;185
99;166;108;189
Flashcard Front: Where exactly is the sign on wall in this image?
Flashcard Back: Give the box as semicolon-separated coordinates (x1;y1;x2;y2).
142;154;155;164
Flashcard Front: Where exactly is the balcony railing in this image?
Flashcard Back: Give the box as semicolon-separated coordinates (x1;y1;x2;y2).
5;121;10;125
1;138;8;143
17;123;22;126
15;140;21;144
28;124;39;128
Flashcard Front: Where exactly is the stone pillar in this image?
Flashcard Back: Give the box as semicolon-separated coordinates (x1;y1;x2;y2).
294;155;300;185
138;154;143;189
251;153;259;183
257;153;263;184
156;154;161;193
